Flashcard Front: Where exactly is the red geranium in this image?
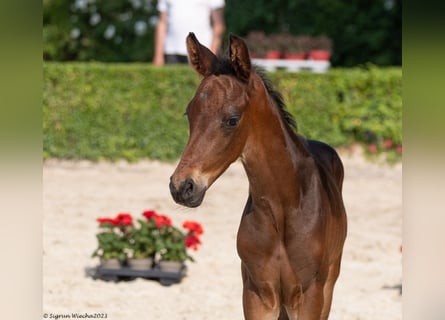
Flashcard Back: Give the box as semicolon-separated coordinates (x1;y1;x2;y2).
114;213;133;226
93;213;134;261
97;213;133;226
96;217;117;225
141;211;204;261
182;220;204;252
185;234;202;251
142;210;158;220
143;210;172;228
93;209;205;263
182;221;204;235
154;215;172;228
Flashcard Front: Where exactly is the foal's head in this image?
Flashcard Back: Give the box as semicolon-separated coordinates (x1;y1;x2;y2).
169;33;271;207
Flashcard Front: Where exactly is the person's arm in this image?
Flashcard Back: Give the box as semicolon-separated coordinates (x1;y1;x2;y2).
153;12;167;65
210;7;225;55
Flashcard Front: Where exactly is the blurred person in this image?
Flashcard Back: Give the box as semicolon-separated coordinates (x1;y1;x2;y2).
153;0;225;65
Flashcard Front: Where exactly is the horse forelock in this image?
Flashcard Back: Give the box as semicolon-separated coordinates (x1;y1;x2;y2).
204;57;298;131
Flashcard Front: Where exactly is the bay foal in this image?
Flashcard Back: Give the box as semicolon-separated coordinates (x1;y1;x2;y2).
170;33;347;320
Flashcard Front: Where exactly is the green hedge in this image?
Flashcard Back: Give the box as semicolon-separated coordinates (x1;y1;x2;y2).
43;63;401;162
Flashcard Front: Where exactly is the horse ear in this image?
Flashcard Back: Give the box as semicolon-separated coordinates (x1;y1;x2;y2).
229;34;251;82
186;32;217;77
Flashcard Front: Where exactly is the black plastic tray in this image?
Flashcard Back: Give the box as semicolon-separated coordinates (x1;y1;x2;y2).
86;265;187;286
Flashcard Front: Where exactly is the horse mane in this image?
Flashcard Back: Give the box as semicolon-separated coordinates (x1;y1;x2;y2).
209;57;298;131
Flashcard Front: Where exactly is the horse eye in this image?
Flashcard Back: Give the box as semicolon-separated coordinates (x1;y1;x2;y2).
225;116;240;128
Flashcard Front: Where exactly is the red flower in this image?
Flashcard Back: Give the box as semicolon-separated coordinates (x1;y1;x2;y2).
396;144;402;155
185;234;202;251
115;213;133;226
143;210;158;220
96;217;116;225
182;221;204;235
154;215;172;228
142;210;171;227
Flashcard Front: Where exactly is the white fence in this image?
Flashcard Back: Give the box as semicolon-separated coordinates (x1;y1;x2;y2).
252;58;330;73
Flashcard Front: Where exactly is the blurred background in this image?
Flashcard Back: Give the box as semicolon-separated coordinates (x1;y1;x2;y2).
43;0;401;67
43;0;402;163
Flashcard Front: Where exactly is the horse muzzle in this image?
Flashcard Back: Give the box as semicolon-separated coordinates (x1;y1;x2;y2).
169;177;207;208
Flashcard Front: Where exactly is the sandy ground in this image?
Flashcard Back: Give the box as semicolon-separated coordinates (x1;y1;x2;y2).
43;150;402;320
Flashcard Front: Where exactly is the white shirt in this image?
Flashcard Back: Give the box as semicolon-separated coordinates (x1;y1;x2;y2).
157;0;225;55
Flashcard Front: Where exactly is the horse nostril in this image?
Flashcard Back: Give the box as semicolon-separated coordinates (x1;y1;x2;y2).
183;178;195;198
170;177;197;203
169;176;205;207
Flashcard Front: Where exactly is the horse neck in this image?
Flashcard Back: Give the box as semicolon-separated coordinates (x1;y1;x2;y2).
240;74;310;203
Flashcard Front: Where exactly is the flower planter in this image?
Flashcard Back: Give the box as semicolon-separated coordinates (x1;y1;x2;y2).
127;257;154;270
159;260;184;273
265;50;281;59
92;211;203;285
99;258;122;269
88;262;187;286
308;50;331;61
284;52;307;60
